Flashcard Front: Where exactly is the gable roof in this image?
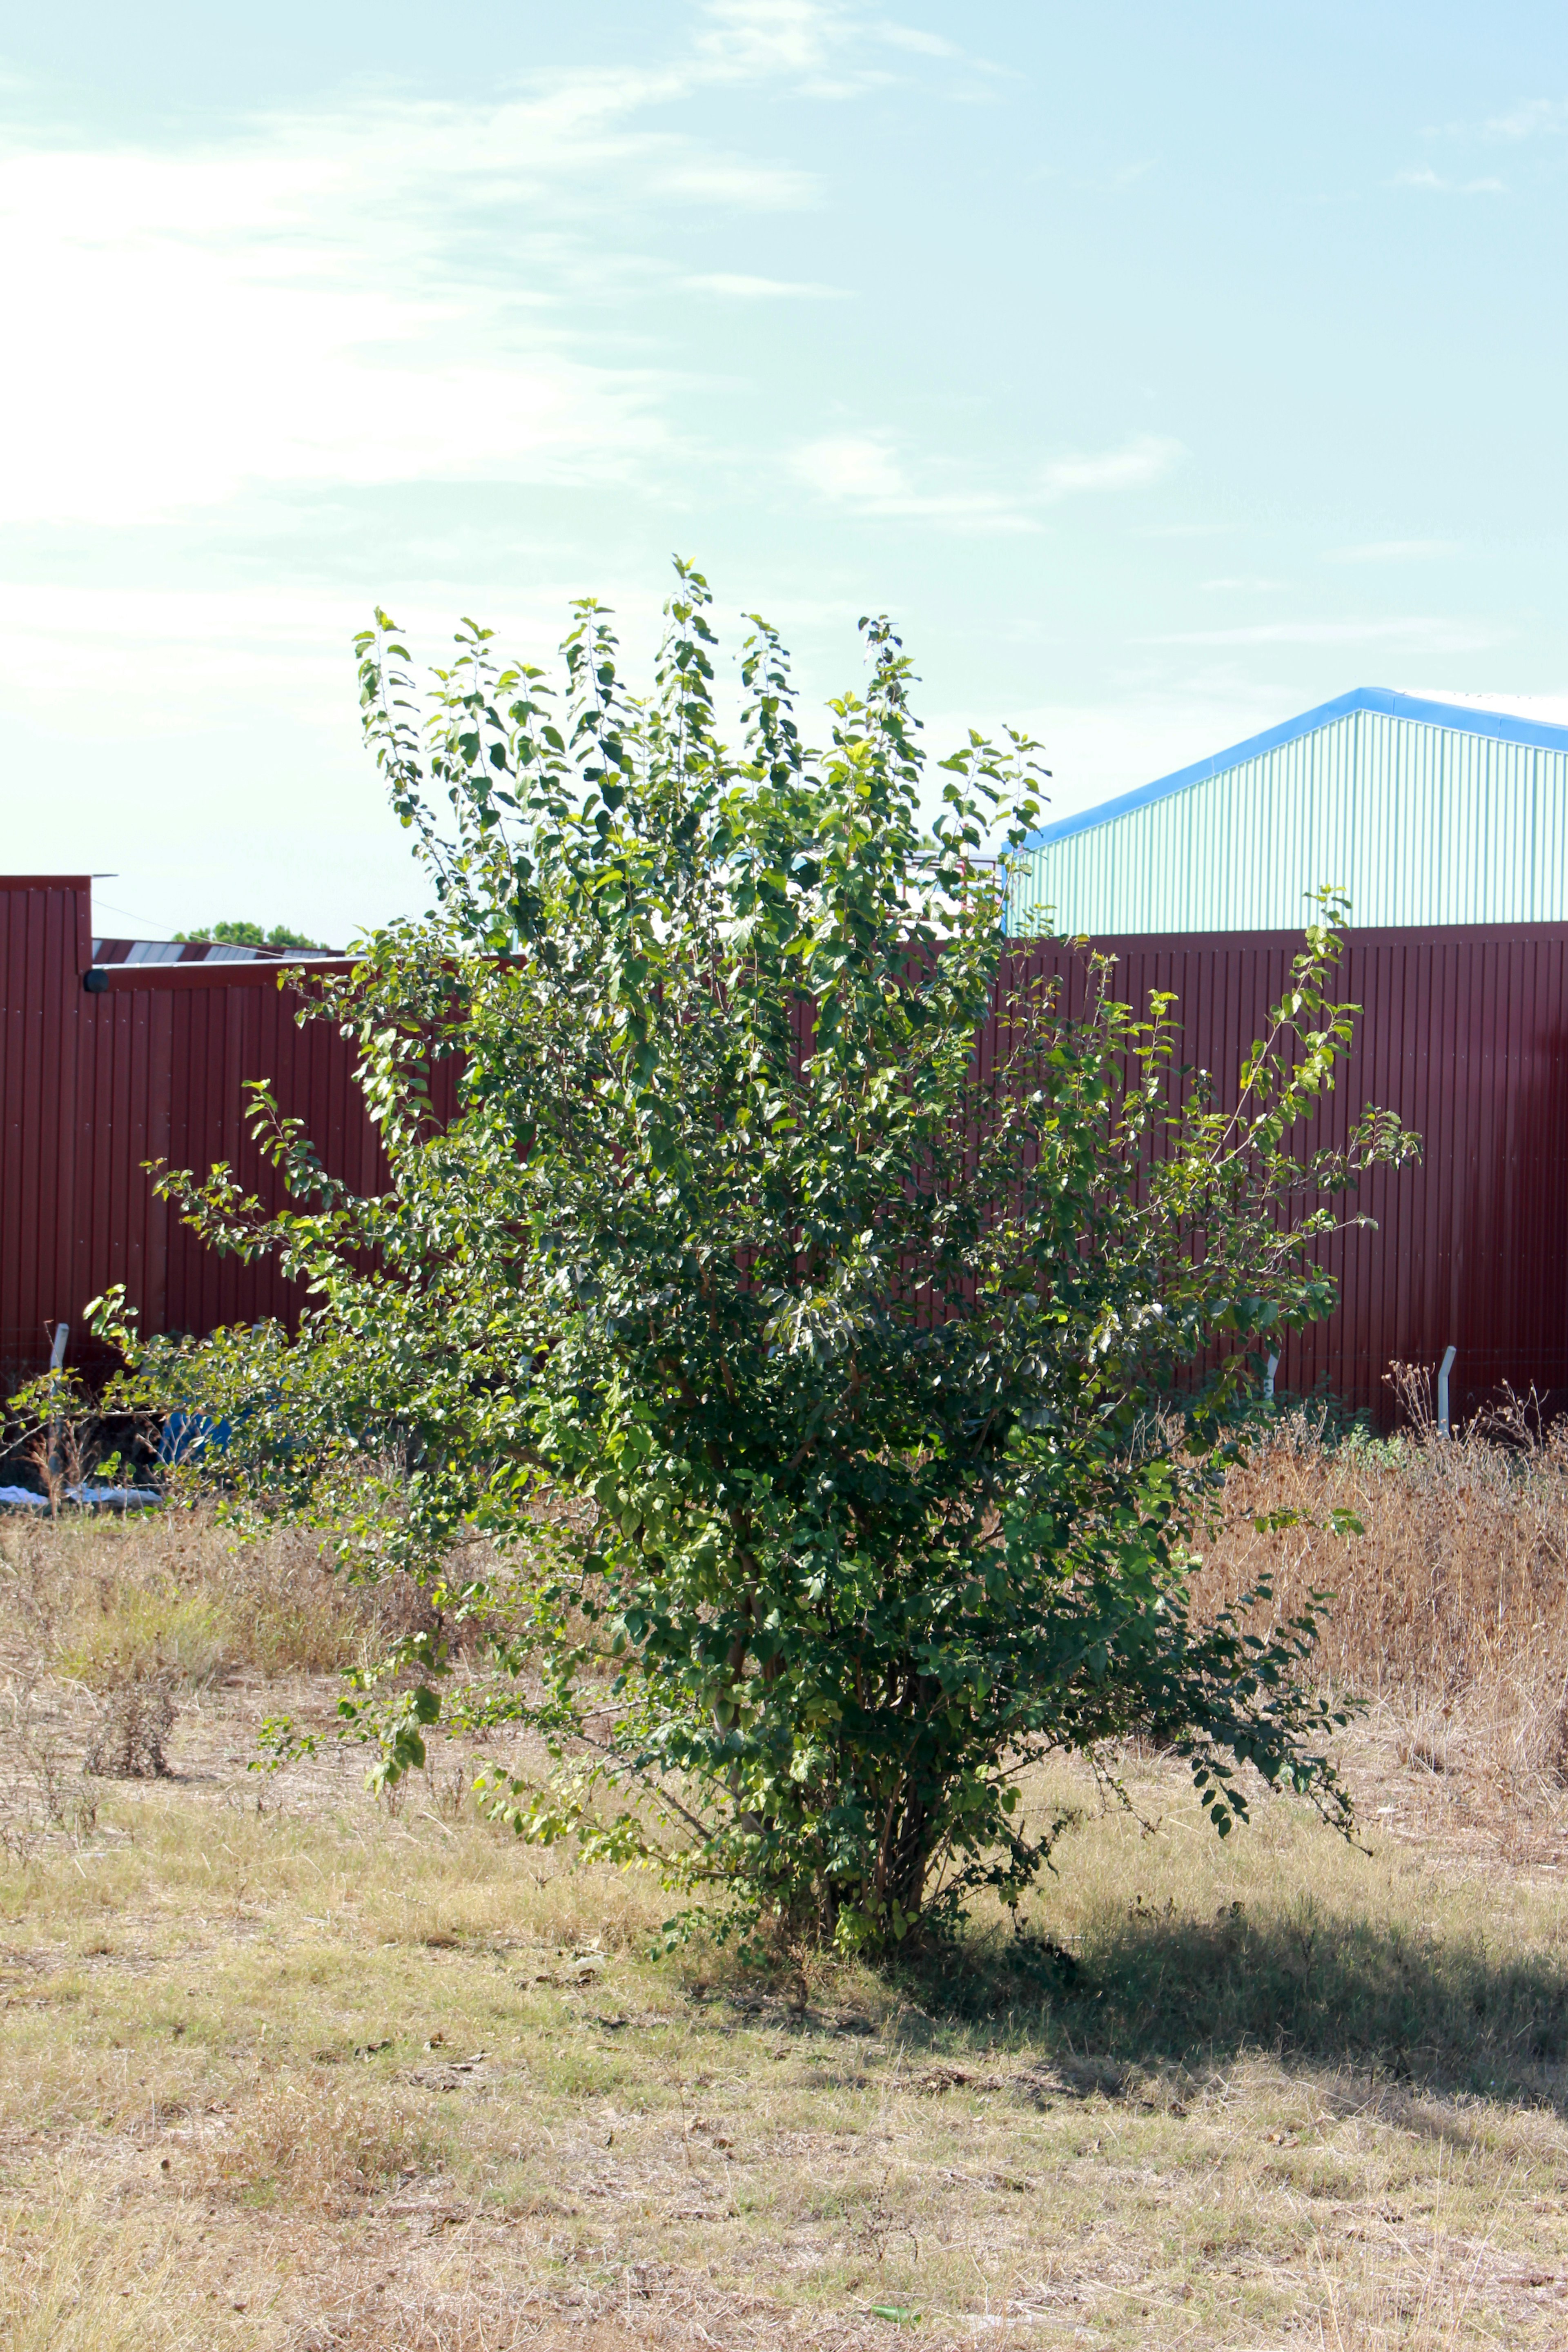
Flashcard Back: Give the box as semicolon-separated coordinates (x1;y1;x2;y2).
1023;686;1568;851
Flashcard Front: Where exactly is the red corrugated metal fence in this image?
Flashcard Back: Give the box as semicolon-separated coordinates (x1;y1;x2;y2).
4;878;1566;1422
1002;927;1568;1422
1;877;455;1389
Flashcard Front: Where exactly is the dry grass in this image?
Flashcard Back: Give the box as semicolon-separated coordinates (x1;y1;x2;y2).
1206;1399;1568;1796
5;1434;1568;2346
0;1508;399;1692
0;1510;418;1858
197;2077;445;2214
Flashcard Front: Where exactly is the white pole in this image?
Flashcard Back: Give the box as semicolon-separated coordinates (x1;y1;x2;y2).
47;1322;69;1502
1437;1344;1457;1438
1264;1352;1279;1400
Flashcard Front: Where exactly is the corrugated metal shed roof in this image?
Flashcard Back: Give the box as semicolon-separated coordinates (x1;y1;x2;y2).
1009;686;1568;936
91;937;341;965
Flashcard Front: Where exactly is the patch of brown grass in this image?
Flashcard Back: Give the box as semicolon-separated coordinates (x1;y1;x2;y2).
0;1678;98;1861
0;1507;407;1690
198;2076;443;2214
1202;1399;1568;1791
0;2191;198;2352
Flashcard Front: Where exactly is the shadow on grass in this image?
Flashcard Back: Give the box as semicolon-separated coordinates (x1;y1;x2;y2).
888;1901;1568;2106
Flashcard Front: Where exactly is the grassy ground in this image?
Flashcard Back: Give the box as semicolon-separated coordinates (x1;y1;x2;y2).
6;1426;1568;2350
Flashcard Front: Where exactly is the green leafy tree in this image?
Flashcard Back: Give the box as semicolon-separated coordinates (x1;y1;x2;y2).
174;919;331;951
102;565;1416;1956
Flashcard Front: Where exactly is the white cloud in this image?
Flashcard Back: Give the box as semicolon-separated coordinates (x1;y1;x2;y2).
1484;98;1568;140
792;425;1185;532
1327;539;1454;564
795;434;910;502
0;574;670;739
1;186;676;529
694;2;994;100
1039;434;1183;500
1392;166;1505;194
1151;617;1503;652
695;0;843;78
791;434;1036;530
0;11;889;531
682;270;844;297
0;580;359;744
0;7;999;541
875;22;962;59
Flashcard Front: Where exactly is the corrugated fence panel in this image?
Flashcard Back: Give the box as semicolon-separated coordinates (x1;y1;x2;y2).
0;878;460;1389
7;879;1568;1426
987;925;1568;1423
1;880;91;1388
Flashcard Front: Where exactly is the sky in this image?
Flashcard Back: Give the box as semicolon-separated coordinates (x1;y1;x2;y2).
3;1;1567;944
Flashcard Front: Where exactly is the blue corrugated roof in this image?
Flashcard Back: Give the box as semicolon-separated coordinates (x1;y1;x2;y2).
1022;687;1568;851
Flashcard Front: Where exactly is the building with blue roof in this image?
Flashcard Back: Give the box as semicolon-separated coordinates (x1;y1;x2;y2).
1007;688;1568;937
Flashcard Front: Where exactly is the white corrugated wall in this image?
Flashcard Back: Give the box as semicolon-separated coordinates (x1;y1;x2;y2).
1007;710;1568;935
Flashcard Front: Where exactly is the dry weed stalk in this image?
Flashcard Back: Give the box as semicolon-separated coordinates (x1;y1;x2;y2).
1203;1394;1568;1789
198;2077;437;2215
0;1679;97;1859
12;1506;432;1690
83;1678;176;1779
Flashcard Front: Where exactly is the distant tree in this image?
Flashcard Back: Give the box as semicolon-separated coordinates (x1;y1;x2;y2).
174;919;330;951
103;564;1416;1960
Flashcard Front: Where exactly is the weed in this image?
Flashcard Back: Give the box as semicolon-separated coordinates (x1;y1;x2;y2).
1203;1401;1568;1785
198;2078;443;2214
0;1682;97;1861
84;1679;176;1778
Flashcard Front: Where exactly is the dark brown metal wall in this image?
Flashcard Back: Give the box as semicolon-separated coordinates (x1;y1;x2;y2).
1;876;444;1389
1;879;94;1388
998;924;1568;1423
5;879;1568;1422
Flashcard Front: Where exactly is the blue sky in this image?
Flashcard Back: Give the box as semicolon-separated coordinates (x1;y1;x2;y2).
3;1;1566;941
